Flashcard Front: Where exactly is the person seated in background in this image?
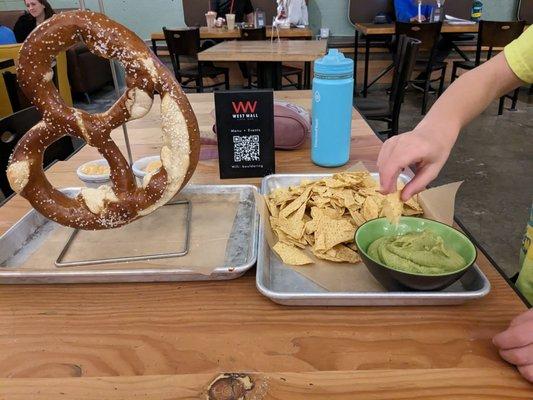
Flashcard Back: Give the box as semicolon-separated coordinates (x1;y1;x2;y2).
378;26;533;383
14;0;55;43
274;0;309;27
211;0;254;24
0;24;16;45
394;0;433;22
393;0;459;93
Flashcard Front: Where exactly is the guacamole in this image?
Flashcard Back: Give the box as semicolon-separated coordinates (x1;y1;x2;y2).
367;230;466;275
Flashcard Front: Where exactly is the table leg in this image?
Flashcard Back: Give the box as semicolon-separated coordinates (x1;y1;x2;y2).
151;39;158;56
362;36;370;97
257;62;282;90
304;62;311;90
353;30;359;96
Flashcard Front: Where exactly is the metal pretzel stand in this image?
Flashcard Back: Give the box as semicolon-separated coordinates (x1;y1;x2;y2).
54;1;192;268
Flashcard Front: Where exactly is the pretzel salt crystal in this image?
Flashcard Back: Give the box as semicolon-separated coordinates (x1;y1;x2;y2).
7;11;200;230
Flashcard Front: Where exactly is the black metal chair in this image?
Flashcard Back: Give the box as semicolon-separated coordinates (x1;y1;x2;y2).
395;21;445;115
0;107;76;200
451;20;527;115
2;71;33;113
357;35;420;138
163;27;230;93
240;27;303;90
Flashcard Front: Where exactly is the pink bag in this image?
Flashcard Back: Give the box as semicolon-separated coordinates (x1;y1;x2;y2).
212;101;310;150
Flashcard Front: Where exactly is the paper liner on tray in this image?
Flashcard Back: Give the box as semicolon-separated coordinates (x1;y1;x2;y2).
15;195;240;276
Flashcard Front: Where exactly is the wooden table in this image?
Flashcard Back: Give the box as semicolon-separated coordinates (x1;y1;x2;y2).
353;22;479;96
0;92;531;398
150;26;314;55
198;40;327;89
355;22;479;36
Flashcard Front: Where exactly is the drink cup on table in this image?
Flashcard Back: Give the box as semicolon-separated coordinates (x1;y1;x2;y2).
205;11;216;28
226;13;236;30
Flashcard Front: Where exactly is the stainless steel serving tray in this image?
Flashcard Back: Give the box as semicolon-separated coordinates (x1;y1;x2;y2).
256;173;491;306
0;184;259;284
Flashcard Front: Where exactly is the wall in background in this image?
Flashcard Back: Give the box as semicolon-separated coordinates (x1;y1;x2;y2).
0;0;519;39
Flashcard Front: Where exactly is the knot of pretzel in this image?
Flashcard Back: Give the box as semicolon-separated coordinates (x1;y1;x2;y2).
6;11;200;230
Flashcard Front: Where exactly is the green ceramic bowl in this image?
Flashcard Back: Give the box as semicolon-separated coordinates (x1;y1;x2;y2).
355;217;477;291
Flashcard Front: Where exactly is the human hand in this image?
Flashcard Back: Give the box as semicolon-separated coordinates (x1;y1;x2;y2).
410;15;426;22
377;127;455;201
493;308;533;383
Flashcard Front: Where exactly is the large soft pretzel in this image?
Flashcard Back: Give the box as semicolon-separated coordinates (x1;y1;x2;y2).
7;11;200;230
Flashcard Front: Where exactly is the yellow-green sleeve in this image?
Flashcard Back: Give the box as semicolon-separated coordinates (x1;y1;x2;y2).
504;26;533;84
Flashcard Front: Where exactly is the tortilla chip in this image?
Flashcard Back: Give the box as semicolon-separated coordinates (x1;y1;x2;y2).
305;220;317;235
274;228;306;248
381;191;403;225
314;216;356;252
404;195;423;214
347;207;367;227
330;244;361;263
342;189;357;208
273;242;313;266
266;198;279;218
362;196;380;220
279;187;312;218
277;217;305;240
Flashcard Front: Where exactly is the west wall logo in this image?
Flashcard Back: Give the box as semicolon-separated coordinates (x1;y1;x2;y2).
231;101;259;119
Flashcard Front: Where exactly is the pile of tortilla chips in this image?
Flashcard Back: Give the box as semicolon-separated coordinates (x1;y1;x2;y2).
266;171;423;266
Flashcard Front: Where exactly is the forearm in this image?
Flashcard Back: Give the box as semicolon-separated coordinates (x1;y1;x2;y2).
377;52;524;198
416;53;522;143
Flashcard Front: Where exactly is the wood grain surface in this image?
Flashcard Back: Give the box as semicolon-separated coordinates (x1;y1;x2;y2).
0;92;530;397
1;369;532;399
198;40;327;62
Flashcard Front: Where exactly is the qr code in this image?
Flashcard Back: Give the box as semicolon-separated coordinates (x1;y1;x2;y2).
233;135;260;162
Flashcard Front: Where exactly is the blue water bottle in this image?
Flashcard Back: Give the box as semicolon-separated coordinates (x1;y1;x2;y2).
311;49;354;167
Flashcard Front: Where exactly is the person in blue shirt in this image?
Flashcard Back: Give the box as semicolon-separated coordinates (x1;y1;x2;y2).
395;0;433;22
394;0;462;92
0;25;16;45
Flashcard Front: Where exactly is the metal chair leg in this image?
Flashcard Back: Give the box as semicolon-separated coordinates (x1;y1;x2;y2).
438;65;447;96
451;63;458;83
196;77;203;93
498;96;504;115
510;88;520;111
224;71;230;90
421;78;430;115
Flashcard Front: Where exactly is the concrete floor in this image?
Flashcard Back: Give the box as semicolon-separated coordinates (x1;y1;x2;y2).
74;78;532;278
361;86;533;277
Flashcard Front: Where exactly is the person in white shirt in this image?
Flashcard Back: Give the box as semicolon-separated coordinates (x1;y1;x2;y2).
274;0;308;27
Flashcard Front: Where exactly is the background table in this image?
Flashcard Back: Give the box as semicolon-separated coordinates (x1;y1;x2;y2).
0;92;530;398
353;22;479;96
150;26;314;56
198;40;327;89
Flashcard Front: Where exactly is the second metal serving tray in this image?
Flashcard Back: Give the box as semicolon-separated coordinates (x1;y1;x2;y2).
0;184;259;284
256;173;491;306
